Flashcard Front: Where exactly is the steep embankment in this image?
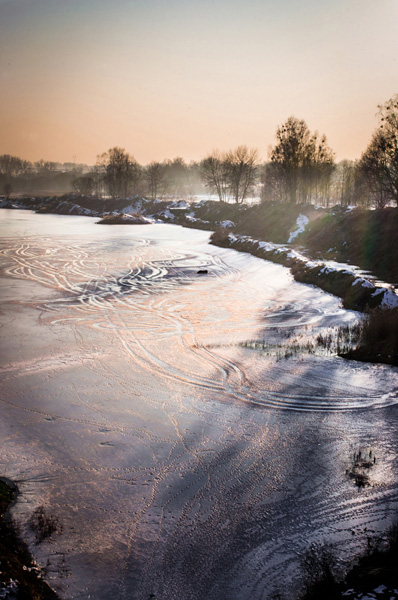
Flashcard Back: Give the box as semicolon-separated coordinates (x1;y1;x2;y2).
295;207;398;284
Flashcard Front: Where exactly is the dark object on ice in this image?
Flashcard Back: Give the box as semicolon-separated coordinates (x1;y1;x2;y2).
346;449;376;488
197;269;208;274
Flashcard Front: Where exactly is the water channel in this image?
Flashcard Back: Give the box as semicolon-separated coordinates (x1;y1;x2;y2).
1;209;398;599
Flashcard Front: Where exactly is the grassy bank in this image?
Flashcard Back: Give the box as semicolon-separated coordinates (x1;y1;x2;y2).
0;479;60;600
296;206;398;284
186;200;319;242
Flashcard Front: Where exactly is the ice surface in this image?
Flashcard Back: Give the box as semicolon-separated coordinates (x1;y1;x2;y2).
1;210;398;600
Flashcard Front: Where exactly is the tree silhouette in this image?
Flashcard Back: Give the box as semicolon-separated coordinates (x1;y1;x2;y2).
360;94;398;207
144;162;169;200
201;146;259;203
267;116;335;204
97;147;141;199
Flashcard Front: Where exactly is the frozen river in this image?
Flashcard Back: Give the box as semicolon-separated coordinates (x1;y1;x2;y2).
1;210;398;599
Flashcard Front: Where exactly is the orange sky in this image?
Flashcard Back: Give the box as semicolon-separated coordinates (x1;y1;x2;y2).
1;0;397;165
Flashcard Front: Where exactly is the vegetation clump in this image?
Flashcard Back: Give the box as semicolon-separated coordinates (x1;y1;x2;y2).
28;506;63;544
299;543;340;600
346;449;376;488
340;308;398;366
0;479;60;600
344;521;398;594
296;520;398;599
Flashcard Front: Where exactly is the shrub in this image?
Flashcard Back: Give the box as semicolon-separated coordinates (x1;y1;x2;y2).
28;506;62;543
300;543;341;600
210;228;231;245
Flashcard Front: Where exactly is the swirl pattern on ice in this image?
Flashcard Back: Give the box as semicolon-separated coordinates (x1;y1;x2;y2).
1;230;397;414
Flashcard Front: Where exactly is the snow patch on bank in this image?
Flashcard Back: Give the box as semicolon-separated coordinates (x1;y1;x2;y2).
161;209;175;220
121;201;143;214
342;583;398;599
352;277;374;289
219;220;235;228
380;288;398;309
288;214;309;243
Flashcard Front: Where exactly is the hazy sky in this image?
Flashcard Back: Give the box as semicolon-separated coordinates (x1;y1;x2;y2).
1;0;397;164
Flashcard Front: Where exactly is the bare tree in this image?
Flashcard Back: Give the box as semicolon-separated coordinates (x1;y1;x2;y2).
269;117;312;204
261;162;285;203
200;150;230;202
267;116;335;204
144;162;169;200
91;164;106;198
310;134;336;206
359;94;398;207
201;146;259;203
0;154;31;177
225;145;259;203
163;157;191;198
3;183;12;198
73;175;94;196
332;160;357;206
34;159;57;173
97;147;141;199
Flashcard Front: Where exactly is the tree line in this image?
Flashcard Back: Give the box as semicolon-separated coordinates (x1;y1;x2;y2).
1;94;397;208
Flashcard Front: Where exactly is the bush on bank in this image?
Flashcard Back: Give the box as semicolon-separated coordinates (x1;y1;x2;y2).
0;479;60;600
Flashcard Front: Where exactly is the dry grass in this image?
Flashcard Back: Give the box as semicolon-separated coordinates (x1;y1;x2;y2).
28;505;63;544
341;308;398;365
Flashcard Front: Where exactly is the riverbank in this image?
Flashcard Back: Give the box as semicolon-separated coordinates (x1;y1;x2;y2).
340;308;398;366
0;479;60;600
209;228;398;311
296;206;398;284
209;229;398;365
2;195;397;311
